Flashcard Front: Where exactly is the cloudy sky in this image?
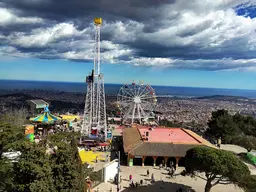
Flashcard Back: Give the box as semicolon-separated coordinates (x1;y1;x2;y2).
0;0;256;89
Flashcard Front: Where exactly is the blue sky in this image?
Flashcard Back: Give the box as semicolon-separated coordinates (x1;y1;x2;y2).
1;56;256;89
0;1;256;89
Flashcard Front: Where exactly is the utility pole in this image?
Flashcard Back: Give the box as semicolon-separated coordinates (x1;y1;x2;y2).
117;151;120;192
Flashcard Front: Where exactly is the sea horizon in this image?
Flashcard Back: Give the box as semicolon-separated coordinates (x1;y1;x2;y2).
1;79;256;98
2;79;256;91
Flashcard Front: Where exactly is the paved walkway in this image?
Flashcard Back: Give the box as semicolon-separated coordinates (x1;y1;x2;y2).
220;144;256;175
220;144;247;154
94;166;243;192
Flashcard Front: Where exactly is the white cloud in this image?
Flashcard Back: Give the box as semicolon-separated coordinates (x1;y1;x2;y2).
61;45;132;64
1;0;256;71
0;46;29;58
120;57;256;71
8;23;85;48
0;8;43;26
172;0;256;13
125;57;175;67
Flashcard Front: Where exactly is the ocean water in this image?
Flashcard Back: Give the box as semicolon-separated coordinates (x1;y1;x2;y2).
1;80;256;98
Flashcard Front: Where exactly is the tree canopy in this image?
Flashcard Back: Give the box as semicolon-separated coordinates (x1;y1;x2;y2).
159;119;182;127
232;135;256;152
206;110;240;142
0;111;27;191
233;114;256;136
241;175;256;192
0;111;100;192
206;110;256;145
0;114;26;156
12;142;55;192
185;146;251;192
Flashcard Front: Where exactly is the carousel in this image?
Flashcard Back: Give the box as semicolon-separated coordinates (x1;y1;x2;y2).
30;106;60;123
29;106;61;139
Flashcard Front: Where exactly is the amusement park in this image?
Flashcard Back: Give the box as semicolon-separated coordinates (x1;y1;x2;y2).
1;17;256;192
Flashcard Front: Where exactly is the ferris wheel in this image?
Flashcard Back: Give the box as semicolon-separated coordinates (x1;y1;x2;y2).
117;81;157;124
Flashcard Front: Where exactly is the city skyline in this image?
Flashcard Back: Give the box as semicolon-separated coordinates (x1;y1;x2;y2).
0;1;256;89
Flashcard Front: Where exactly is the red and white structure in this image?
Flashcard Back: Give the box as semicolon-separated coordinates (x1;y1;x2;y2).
81;18;107;140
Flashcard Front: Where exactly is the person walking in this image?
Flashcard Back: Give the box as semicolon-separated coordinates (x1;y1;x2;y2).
170;161;174;168
129;174;132;182
151;173;155;183
147;169;150;177
170;167;175;177
217;137;222;149
160;179;164;189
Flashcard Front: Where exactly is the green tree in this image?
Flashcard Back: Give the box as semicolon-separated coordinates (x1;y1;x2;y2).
46;131;80;145
0;111;27;191
242;175;256;192
184;146;250;192
50;142;82;191
0;121;25;156
233;114;256;137
232;135;256;152
48;132;86;191
1;109;28;127
206;110;240;142
159;119;182;127
0;112;99;192
0;157;13;191
12;142;55;192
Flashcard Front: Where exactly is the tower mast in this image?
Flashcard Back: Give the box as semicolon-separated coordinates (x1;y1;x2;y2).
82;18;107;141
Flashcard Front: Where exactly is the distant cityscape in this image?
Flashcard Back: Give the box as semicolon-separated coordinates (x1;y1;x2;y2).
1;89;256;130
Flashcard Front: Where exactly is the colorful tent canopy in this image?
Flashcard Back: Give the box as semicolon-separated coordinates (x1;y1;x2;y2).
30;106;61;123
60;115;80;121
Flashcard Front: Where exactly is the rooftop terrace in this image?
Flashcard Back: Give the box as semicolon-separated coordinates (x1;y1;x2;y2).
138;127;200;144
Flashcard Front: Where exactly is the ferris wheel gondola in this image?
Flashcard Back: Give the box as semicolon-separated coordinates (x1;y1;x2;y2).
117;81;157;124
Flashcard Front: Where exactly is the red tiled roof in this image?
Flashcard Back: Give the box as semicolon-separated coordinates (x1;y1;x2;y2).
122;125;216;157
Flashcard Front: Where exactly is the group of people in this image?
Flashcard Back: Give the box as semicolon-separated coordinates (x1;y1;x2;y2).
129;174;141;188
129;181;139;188
123;161;179;191
146;169;155;183
123;165;186;192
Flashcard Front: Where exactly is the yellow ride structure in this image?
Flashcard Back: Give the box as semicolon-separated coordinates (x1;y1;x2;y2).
94;17;102;25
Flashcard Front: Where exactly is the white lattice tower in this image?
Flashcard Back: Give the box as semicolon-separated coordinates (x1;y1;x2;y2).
82;18;107;141
82;70;93;136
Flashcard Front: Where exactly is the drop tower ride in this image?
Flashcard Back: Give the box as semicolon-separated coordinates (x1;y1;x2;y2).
81;18;107;141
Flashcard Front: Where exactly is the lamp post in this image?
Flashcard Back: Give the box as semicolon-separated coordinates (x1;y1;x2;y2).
117;151;120;192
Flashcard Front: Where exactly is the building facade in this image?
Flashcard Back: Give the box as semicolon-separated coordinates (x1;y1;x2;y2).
122;125;216;167
29;100;49;114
